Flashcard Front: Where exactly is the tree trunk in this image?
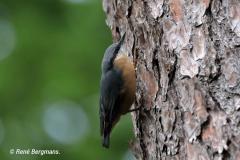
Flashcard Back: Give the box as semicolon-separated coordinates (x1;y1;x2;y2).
103;0;240;159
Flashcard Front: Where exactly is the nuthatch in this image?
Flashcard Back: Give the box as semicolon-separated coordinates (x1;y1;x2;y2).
99;33;136;148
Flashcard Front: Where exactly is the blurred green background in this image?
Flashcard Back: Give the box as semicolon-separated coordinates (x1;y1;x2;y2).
0;0;135;159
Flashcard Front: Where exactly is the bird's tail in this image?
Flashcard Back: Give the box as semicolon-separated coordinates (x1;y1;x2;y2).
102;134;110;148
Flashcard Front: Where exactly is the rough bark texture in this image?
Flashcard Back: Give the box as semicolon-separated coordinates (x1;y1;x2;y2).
103;0;240;159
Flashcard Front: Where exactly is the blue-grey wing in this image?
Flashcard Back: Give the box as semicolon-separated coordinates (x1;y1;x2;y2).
99;69;123;135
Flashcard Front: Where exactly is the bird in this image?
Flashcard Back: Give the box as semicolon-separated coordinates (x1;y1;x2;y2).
99;33;136;148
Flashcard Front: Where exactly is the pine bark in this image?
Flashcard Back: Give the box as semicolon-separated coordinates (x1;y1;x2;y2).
103;0;240;159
